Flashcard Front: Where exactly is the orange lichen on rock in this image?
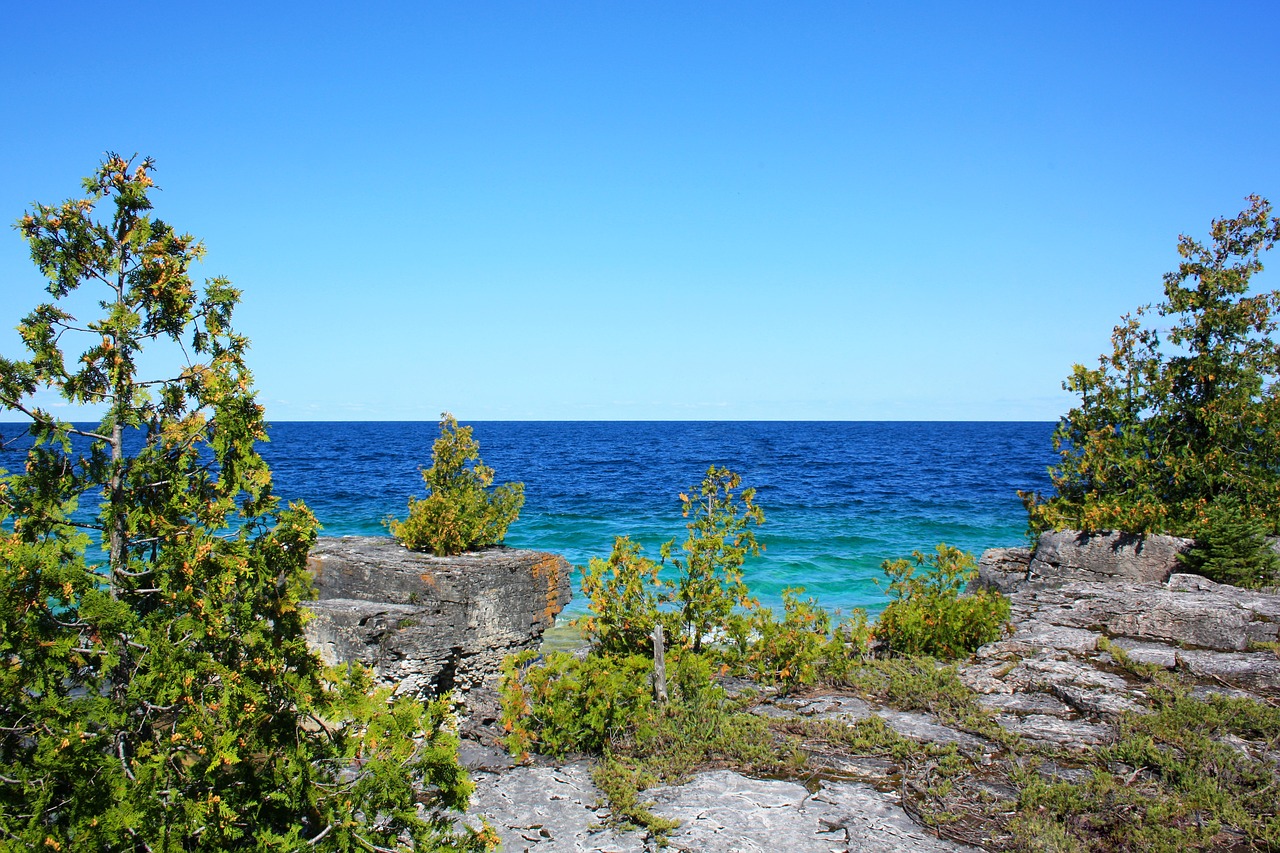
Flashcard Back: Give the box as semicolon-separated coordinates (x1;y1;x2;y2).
531;554;566;626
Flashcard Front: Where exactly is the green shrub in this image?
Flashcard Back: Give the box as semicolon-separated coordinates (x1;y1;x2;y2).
499;648;801;838
669;466;765;651
388;413;524;555
576;466;764;654
499;649;656;760
726;587;871;689
875;544;1010;659
1178;497;1280;588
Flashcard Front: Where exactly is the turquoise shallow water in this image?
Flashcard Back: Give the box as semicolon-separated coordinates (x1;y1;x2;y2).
261;421;1057;617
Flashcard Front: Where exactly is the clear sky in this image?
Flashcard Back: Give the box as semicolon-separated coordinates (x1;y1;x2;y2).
2;2;1277;421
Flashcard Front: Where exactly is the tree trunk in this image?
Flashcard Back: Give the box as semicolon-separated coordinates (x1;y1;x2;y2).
652;623;668;705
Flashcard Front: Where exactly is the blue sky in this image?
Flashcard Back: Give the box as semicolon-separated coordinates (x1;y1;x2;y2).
2;2;1277;421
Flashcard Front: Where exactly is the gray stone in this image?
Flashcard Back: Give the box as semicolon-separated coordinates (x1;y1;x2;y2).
466;766;978;853
1105;638;1179;669
1027;530;1193;586
302;536;571;697
976;547;1032;593
875;710;989;749
759;695;987;750
989;622;1100;656
999;577;1278;653
995;713;1111;746
1046;683;1144;717
1175;649;1280;691
975;691;1073;717
809;753;900;785
648;771;978;853
464;763;646;853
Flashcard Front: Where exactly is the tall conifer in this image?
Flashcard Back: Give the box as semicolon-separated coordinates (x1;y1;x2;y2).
0;156;486;851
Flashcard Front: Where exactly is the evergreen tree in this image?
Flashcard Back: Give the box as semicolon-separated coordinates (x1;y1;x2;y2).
0;155;487;851
388;413;523;556
1177;498;1280;589
1024;196;1280;536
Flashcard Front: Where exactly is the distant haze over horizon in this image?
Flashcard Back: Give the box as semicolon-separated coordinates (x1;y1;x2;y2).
2;2;1276;422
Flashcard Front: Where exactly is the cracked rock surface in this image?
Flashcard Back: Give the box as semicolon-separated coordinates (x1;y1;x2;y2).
968;531;1280;744
464;765;976;853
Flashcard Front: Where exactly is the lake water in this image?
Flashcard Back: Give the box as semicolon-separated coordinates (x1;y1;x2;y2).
259;421;1056;616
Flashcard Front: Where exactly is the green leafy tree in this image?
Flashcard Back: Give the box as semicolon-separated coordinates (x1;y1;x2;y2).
578;466;763;655
388;413;524;556
0;155;487;851
1024;196;1280;536
578;535;671;656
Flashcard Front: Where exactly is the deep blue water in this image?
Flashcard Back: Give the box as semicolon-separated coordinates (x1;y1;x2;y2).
261;421;1056;616
0;420;1056;616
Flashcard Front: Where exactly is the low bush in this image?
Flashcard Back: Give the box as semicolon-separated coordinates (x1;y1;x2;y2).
1013;682;1280;851
724;587;871;690
577;466;764;655
577;536;672;657
388;413;524;555
875;544;1010;659
499;647;800;838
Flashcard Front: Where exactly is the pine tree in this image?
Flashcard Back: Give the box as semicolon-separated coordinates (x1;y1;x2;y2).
0;155;488;851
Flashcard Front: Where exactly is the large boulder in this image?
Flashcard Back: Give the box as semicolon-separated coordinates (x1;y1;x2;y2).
302;536;572;697
1026;529;1193;586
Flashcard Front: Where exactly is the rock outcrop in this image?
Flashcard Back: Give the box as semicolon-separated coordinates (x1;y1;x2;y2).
968;531;1280;744
302;536;571;697
1020;529;1194;586
312;529;1278;850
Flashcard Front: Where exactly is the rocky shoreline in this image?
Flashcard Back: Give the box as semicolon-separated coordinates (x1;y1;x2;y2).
445;531;1280;852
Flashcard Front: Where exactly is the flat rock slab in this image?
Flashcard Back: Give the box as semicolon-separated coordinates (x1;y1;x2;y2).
995;713;1112;746
650;771;977;853
465;762;646;853
760;695;988;750
467;766;976;853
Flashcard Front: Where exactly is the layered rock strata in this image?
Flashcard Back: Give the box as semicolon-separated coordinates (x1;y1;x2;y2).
302;536;571;697
969;530;1280;743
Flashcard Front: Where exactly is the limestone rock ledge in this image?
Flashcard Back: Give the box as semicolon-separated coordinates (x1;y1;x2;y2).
302;536;571;697
969;530;1280;746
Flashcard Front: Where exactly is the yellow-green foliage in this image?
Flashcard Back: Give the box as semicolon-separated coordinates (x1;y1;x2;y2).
499;649;656;760
389;412;524;555
875;544;1010;659
577;466;763;654
670;467;764;652
578;536;670;656
726;588;871;689
499;648;800;838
